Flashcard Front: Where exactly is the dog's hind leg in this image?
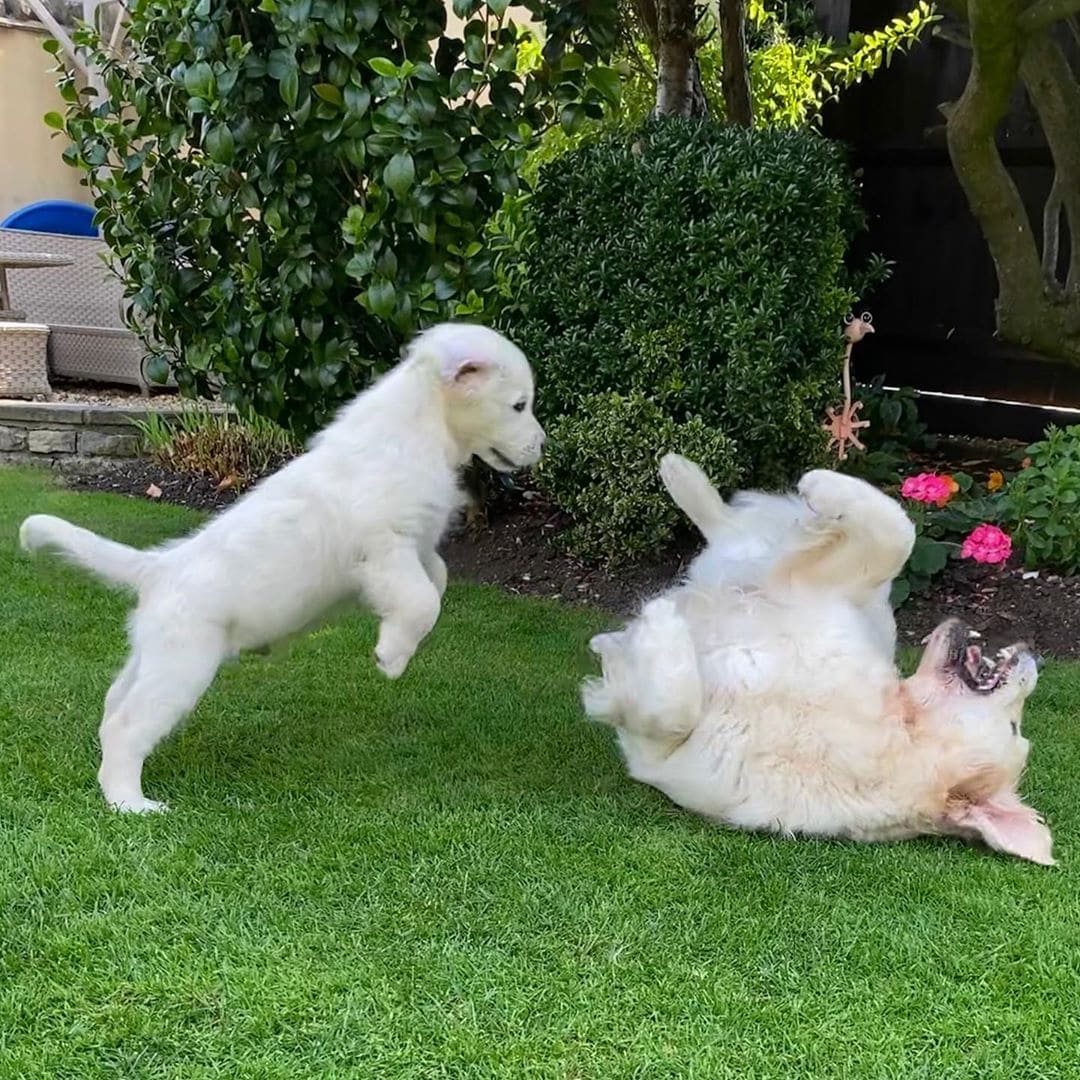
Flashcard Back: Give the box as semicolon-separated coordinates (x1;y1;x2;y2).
97;628;225;812
778;470;916;595
355;544;442;679
583;597;702;742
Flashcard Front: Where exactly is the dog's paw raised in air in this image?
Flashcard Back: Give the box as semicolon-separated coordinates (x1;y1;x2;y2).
798;469;864;520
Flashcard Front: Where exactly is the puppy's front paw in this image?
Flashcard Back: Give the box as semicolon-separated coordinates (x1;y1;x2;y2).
110;796;168;814
375;647;410;680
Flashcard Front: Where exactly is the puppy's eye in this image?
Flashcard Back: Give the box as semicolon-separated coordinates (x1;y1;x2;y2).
512;401;527;413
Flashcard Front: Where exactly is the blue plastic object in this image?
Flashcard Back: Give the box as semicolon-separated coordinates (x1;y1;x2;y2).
0;200;98;237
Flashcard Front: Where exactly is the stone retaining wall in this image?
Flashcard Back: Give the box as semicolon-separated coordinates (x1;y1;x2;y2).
0;400;193;465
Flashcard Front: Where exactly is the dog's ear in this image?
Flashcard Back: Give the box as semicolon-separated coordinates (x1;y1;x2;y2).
439;354;490;388
943;789;1055;865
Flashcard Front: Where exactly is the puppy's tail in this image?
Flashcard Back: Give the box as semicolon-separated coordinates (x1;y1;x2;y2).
659;453;731;540
20;514;151;591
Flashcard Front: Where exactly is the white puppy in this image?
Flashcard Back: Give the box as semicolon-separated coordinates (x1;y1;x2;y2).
21;322;545;812
584;456;1054;865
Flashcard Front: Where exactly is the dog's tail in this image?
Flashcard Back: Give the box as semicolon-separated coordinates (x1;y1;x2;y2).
659;453;731;540
20;514;151;591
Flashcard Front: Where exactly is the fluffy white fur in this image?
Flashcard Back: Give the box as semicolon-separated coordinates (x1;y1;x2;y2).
584;456;1054;865
21;322;545;812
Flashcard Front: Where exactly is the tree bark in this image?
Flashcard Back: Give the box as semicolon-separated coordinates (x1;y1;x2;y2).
719;0;753;126
942;0;1080;362
654;0;708;116
1019;32;1080;298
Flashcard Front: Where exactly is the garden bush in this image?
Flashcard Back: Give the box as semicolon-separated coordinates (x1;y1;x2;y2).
537;392;740;564
1005;425;1080;573
55;0;617;435
511;119;869;560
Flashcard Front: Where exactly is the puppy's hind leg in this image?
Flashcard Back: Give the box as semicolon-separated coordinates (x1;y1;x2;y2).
355;544;442;680
420;548;448;598
583;597;702;742
98;626;226;812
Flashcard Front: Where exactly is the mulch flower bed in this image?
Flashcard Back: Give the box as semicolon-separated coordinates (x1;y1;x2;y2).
64;448;1080;660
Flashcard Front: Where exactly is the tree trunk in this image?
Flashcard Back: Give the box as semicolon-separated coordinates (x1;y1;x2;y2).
1019;32;1080;297
654;0;708;116
943;0;1080;362
719;0;753;126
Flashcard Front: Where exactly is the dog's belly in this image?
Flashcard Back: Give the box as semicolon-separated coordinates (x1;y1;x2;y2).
625;696;915;842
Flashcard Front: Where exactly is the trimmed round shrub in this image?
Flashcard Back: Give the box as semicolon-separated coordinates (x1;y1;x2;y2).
512;118;865;513
537;392;740;564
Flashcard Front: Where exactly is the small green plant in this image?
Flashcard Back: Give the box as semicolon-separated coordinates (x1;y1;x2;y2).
842;377;936;485
1004;426;1080;573
536;393;740;564
134;407;299;487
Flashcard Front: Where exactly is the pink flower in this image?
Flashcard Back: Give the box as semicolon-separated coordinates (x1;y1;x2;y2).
961;524;1012;565
901;472;955;507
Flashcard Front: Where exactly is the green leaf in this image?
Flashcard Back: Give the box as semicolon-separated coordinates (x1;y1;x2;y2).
204;123;235;165
43;111;65;130
258;0;278;10
301;314;324;342
355;0;379;29
184;60;214;98
368;57;399;78
463;30;486;65
367;277;396;318
343;84;370;116
559;103;586;134
279;67;299;109
313;83;343;105
144;354;171;385
909;535;948;576
383;151;415;199
889;577;911;609
587;66;622;108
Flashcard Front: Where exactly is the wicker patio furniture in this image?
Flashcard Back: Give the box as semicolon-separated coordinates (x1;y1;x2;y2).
0;322;50;398
0;227;172;393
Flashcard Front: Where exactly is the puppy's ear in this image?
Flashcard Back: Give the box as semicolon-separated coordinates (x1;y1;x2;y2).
440;354;490;388
943;788;1055;866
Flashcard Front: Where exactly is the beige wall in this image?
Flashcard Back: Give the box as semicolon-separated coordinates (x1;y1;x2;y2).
0;19;91;221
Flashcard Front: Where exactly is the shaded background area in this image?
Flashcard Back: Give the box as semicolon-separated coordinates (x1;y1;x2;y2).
819;0;1080;438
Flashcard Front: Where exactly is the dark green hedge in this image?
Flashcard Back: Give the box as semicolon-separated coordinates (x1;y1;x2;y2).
513;120;864;515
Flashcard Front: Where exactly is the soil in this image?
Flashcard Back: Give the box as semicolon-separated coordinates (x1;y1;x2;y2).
62;449;1080;660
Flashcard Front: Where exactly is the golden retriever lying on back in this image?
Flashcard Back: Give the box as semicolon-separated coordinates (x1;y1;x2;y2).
584;456;1053;865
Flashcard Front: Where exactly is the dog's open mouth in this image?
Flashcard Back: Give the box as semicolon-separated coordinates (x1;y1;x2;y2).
939;622;1026;693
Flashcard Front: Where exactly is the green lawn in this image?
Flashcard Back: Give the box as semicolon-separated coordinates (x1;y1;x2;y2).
1;467;1078;1078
